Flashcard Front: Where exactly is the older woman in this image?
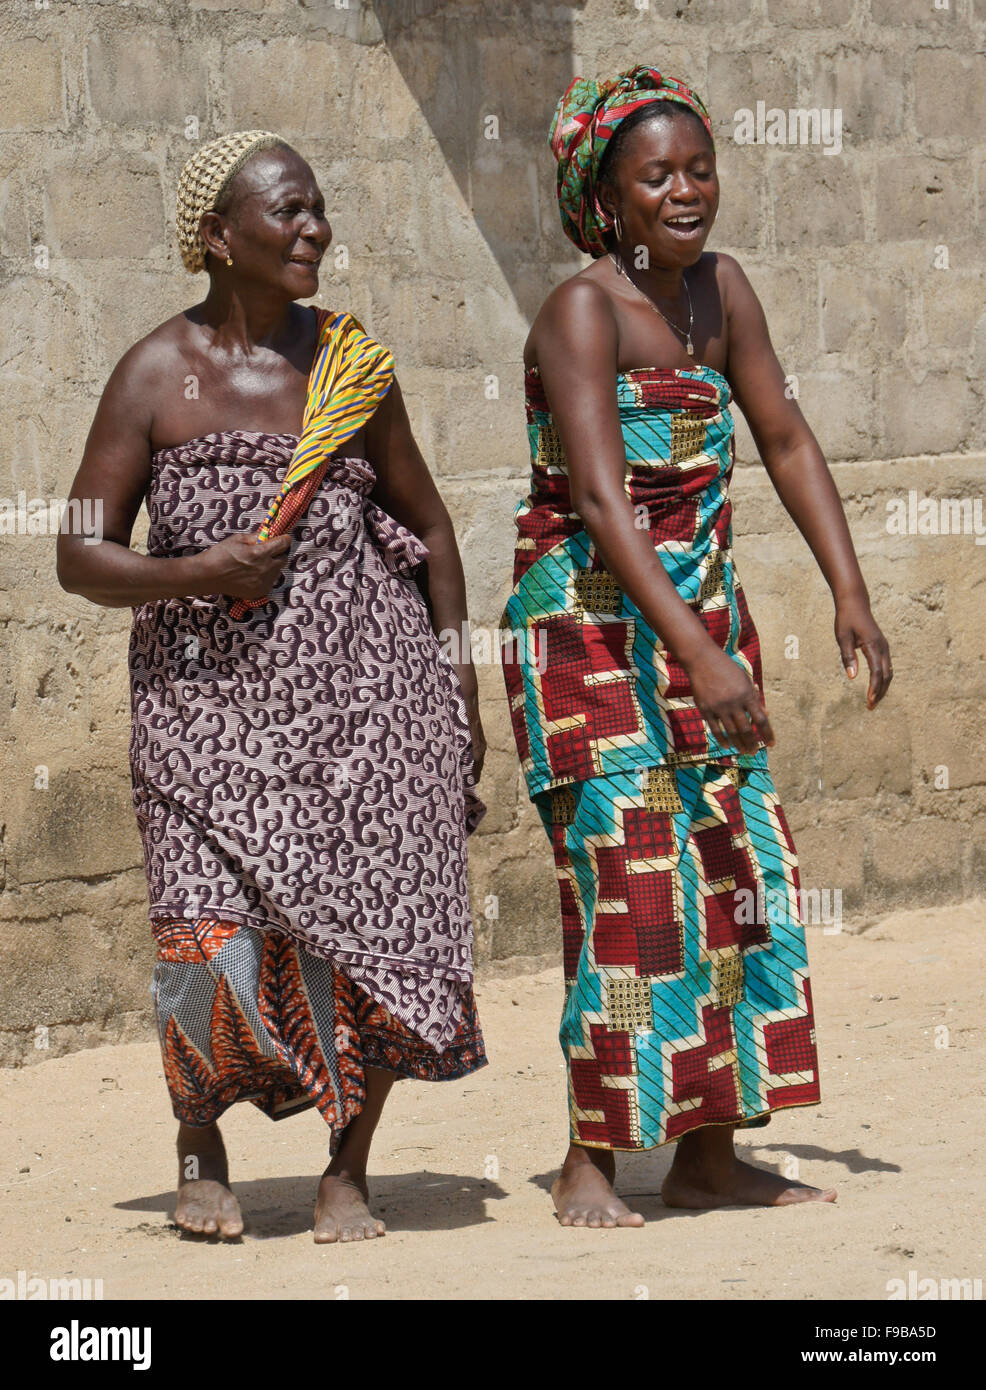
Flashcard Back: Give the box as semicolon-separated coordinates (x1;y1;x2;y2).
502;68;892;1227
57;130;487;1244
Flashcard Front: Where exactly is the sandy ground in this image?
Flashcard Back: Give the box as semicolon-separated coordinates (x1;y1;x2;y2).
1;900;983;1302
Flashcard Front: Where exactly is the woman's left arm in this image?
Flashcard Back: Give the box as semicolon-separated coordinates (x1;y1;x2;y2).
365;375;486;774
719;254;893;710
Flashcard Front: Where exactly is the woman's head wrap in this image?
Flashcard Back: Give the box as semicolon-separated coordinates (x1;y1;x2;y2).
549;65;714;258
176;130;289;273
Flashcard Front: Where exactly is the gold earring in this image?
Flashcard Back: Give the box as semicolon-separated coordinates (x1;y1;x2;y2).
614;214;624;242
226;256;233;266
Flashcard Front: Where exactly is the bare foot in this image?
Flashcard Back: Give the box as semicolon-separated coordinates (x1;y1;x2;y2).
663;1130;837;1209
314;1169;386;1244
551;1143;645;1228
175;1122;243;1239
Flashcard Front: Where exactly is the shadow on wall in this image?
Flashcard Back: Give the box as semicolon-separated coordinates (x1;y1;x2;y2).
371;0;587;321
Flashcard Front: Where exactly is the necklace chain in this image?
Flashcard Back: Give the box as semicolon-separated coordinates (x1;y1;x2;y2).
610;252;695;356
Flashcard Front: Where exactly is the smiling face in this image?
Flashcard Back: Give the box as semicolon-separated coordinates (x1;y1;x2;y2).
599;108;719;269
199;145;333;291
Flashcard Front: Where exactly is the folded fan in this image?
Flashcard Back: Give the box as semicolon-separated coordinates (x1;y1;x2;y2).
228;307;394;619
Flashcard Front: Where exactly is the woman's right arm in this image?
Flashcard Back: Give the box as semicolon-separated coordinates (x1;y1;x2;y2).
534;281;772;755
56;344;290;608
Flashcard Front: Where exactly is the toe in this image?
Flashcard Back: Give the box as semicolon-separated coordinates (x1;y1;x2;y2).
219;1198;243;1238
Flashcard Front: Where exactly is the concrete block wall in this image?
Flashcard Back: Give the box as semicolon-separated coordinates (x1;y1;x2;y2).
1;0;983;1063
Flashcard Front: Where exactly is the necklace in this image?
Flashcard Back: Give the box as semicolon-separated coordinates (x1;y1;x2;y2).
610;251;695;356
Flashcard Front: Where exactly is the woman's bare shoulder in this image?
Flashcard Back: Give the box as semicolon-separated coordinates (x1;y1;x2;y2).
86;311;205;460
103;309;200;395
706;251;753;304
524;266;617;369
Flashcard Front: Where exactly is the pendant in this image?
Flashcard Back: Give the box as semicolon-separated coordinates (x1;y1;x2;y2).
686;337;694;356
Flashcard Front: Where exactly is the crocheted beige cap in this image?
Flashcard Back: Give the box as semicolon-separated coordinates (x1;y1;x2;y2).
176;130;288;273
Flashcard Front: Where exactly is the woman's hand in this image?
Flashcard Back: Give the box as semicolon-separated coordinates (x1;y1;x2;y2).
683;643;775;755
835;594;893;710
196;531;293;599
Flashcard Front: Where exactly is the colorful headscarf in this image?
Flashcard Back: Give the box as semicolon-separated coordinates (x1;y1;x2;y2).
228;308;395;619
549;65;714;258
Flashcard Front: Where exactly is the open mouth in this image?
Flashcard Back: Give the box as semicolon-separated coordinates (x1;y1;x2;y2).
664;215;705;239
288;256;322;267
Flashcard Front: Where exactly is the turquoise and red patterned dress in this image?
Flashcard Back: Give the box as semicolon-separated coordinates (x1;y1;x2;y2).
500;364;821;1150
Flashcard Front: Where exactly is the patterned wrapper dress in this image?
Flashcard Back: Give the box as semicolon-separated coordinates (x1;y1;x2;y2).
500;365;821;1151
131;429;486;1133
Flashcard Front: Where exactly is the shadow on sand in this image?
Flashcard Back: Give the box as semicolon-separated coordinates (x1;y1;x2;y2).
529;1140;900;1220
116;1170;506;1239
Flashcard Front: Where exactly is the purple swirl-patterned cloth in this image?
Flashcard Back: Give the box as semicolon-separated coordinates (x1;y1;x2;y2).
128;430;485;1052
